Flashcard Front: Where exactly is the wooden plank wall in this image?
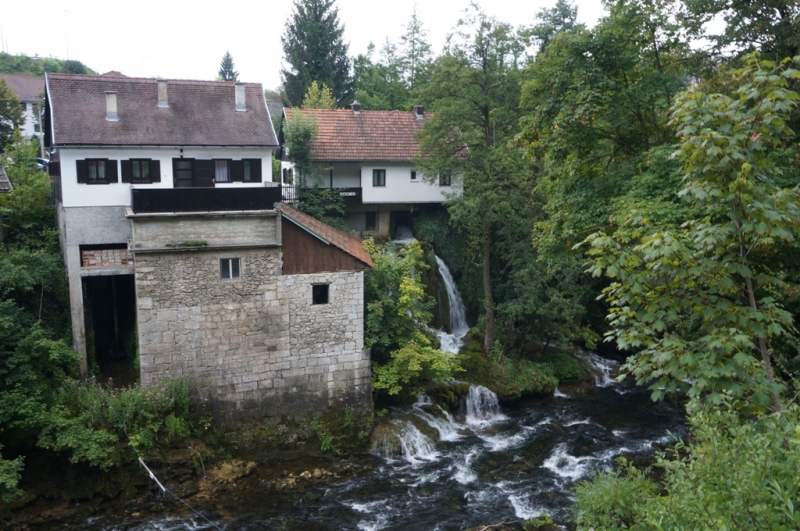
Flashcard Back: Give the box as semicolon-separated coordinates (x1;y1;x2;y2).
281;217;367;275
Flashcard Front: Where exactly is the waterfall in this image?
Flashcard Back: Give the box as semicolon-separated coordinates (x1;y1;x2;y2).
413;395;462;442
393;420;440;464
465;385;506;426
393;225;415;244
435;255;469;353
579;352;619;387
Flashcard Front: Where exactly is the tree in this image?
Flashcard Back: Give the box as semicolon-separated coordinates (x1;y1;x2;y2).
416;6;527;354
584;54;800;409
528;0;578;53
301;81;336;109
399;5;433;92
281;0;351;107
352;41;410;110
217;51;239;81
0;78;23;153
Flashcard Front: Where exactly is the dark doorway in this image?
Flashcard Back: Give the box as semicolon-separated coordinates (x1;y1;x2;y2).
393;211;413;239
83;275;138;387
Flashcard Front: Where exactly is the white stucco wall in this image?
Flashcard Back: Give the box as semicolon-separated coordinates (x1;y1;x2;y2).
360;162;458;204
58;146;275;208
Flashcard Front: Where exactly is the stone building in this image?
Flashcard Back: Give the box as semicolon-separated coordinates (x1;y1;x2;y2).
45;73;373;421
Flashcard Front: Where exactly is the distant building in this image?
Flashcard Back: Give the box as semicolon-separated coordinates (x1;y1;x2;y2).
281;103;461;238
1;74;45;139
45;73;372;422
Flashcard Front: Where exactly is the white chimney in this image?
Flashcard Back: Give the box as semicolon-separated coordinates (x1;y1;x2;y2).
351;100;361;114
105;91;118;121
157;80;168;108
235;82;246;111
414;104;424;119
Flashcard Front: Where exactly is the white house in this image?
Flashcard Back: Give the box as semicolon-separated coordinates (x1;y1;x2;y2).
282;103;461;237
1;74;44;139
45;73;372;421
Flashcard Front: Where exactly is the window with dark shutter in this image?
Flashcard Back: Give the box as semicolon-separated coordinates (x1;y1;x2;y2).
244;159;262;182
77;159;115;184
149;160;161;182
193;160;215;188
121;160;132;183
231;160;244;182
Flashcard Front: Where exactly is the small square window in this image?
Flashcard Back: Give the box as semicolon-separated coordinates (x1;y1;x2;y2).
372;169;386;187
312;284;329;305
439;173;452;186
410;170;417;181
221;258;240;279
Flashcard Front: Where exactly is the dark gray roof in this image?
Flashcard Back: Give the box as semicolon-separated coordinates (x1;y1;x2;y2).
46;74;278;147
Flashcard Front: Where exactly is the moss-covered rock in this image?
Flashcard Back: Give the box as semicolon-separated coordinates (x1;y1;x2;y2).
522;514;560;530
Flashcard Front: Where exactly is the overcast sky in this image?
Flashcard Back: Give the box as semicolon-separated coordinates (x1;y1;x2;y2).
1;0;609;91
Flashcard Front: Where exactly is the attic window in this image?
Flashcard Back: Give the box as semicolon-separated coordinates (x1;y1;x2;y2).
312;284;329;305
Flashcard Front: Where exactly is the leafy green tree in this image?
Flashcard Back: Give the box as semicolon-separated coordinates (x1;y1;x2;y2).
0;78;23;153
281;0;351;106
301;80;336;109
676;0;800;61
364;240;461;397
527;0;578;53
399;5;433;92
416;6;527;353
217;51;239;81
584;54;800;409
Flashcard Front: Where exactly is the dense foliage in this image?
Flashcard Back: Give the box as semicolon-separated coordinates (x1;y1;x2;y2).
0;79;24;153
364;239;461;399
0;139;198;502
0;52;93;77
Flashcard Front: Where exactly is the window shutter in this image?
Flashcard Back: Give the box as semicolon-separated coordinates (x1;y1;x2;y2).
48;161;60;178
250;159;262;182
107;160;119;183
76;160;88;183
231;160;244;182
120;160;132;183
150;160;161;183
194;159;215;187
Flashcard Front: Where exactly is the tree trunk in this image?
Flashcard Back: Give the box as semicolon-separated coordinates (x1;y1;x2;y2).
482;222;495;354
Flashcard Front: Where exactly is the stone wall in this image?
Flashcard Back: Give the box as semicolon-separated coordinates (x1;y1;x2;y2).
136;247;370;422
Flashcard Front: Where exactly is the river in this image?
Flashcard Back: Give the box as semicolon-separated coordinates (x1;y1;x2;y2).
75;238;684;530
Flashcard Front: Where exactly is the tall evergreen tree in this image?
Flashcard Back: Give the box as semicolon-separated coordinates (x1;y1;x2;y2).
281;0;351;107
218;51;239;81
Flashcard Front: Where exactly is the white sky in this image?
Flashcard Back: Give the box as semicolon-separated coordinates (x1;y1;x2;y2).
0;0;608;91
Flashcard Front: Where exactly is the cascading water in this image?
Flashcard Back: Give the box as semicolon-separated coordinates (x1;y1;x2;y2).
435;255;469;353
580;351;620;387
79;379;684;531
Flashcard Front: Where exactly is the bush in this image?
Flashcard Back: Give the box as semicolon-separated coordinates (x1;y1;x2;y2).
572;402;800;530
572;460;658;530
541;350;582;381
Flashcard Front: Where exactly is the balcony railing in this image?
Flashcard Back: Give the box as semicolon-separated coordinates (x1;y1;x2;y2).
131;187;282;214
281;185;362;206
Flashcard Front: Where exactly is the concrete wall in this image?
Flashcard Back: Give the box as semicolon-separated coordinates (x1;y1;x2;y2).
130;212;279;250
136;245;370;421
361;162;458;204
58;146;275;208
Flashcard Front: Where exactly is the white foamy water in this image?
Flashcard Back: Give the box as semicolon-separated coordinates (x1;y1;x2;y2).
393;420;440;464
392;225;416;244
413;396;462;442
509;493;552;520
452;449;478;484
542;443;594;482
465;385;507;426
553;387;571;398
435;255;469;353
580;351;620;387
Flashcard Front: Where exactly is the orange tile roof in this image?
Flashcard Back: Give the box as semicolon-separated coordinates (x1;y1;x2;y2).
277;202;373;268
284;108;427;161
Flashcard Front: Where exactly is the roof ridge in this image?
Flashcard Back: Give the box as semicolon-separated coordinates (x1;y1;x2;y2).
47;74;263;87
